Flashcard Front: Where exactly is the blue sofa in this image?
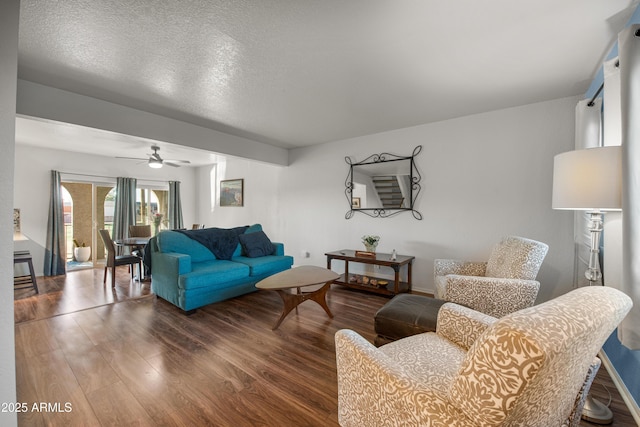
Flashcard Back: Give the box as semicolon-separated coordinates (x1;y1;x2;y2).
149;224;293;312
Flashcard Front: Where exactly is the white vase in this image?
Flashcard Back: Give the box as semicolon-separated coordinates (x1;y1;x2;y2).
74;246;91;262
364;243;378;252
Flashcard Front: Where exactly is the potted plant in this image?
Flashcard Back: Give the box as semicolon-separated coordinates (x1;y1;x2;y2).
73;239;91;262
362;235;380;252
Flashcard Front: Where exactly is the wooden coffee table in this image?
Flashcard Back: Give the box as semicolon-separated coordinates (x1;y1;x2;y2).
256;265;339;330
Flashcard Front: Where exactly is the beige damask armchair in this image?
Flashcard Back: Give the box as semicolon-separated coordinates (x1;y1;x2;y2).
434;235;549;317
374;236;549;345
336;286;632;427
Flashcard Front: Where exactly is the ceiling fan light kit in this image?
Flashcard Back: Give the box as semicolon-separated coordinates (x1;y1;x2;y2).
116;145;191;168
148;157;163;168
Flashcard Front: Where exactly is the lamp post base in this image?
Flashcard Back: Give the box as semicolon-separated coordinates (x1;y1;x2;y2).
582;395;613;425
586;211;604;285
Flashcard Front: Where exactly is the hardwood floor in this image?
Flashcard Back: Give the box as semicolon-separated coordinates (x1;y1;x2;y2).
14;270;638;426
14;267;152;323
583;367;638;427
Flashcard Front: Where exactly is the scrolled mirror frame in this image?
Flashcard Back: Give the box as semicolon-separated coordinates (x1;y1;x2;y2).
345;145;423;220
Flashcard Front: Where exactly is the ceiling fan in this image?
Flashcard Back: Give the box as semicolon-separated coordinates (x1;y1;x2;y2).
117;145;191;168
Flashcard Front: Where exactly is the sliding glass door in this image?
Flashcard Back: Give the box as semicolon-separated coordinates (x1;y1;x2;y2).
61;181;115;270
61;178;168;271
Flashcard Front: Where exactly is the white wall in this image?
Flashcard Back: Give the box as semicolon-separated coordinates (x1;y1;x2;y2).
13;144;199;276
195;158;285;240
1;1;19;424
277;96;578;300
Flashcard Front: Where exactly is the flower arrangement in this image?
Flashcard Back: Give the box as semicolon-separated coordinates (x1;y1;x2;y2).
73;239;86;248
151;212;168;234
362;235;380;246
152;212;164;227
362;235;380;252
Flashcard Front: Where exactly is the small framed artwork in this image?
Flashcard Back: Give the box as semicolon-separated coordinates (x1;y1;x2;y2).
352;197;361;209
220;179;244;206
14;208;21;233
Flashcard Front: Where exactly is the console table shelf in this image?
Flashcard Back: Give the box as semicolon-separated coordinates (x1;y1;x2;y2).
325;249;414;296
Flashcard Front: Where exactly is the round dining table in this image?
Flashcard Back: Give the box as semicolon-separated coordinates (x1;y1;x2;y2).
114;236;152;281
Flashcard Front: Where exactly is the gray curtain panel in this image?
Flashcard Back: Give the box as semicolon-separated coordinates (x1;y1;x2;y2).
619;25;640;350
113;177;137;242
169;181;184;230
43;170;66;276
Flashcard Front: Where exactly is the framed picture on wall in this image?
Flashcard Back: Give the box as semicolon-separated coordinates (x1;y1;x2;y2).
14;208;21;233
352;197;361;209
220;179;244;207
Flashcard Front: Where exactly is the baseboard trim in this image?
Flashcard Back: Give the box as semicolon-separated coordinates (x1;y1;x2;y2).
410;288;434;297
411;285;434;296
599;350;640;425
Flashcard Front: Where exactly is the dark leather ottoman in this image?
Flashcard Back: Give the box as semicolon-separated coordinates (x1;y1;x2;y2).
374;294;447;347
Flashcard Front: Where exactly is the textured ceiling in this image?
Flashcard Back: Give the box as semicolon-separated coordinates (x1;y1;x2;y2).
16;0;635;153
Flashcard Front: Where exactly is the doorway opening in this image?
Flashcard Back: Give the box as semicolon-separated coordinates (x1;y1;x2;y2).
62;182;95;271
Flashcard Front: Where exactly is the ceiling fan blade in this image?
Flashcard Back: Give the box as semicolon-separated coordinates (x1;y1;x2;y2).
116;156;148;161
117;146;191;168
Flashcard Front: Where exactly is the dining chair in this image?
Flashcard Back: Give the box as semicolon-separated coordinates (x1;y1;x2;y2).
99;229;141;287
128;224;152;274
129;224;152;238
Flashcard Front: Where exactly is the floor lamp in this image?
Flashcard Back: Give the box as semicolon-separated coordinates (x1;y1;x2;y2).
552;145;622;424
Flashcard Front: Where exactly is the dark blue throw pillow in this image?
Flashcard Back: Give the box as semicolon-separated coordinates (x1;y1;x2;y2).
239;230;275;258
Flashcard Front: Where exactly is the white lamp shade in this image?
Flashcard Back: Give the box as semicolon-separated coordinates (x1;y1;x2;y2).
552;146;622;211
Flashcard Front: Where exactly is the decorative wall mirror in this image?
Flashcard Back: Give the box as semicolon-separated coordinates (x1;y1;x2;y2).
345;145;422;219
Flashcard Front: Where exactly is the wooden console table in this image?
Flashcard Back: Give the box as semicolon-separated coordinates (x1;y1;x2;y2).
325;249;414;296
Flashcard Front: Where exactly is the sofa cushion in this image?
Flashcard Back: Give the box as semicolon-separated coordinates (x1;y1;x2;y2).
158;231;215;263
179;260;250;290
233;255;294;276
230;224;262;257
239;231;275;258
380;332;466;395
245;223;263;234
178;227;249;260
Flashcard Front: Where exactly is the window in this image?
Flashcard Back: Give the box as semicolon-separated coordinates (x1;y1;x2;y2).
137;187;168;234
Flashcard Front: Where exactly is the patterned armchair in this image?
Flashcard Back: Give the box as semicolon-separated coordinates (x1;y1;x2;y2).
434;235;549;317
336;286;632;427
